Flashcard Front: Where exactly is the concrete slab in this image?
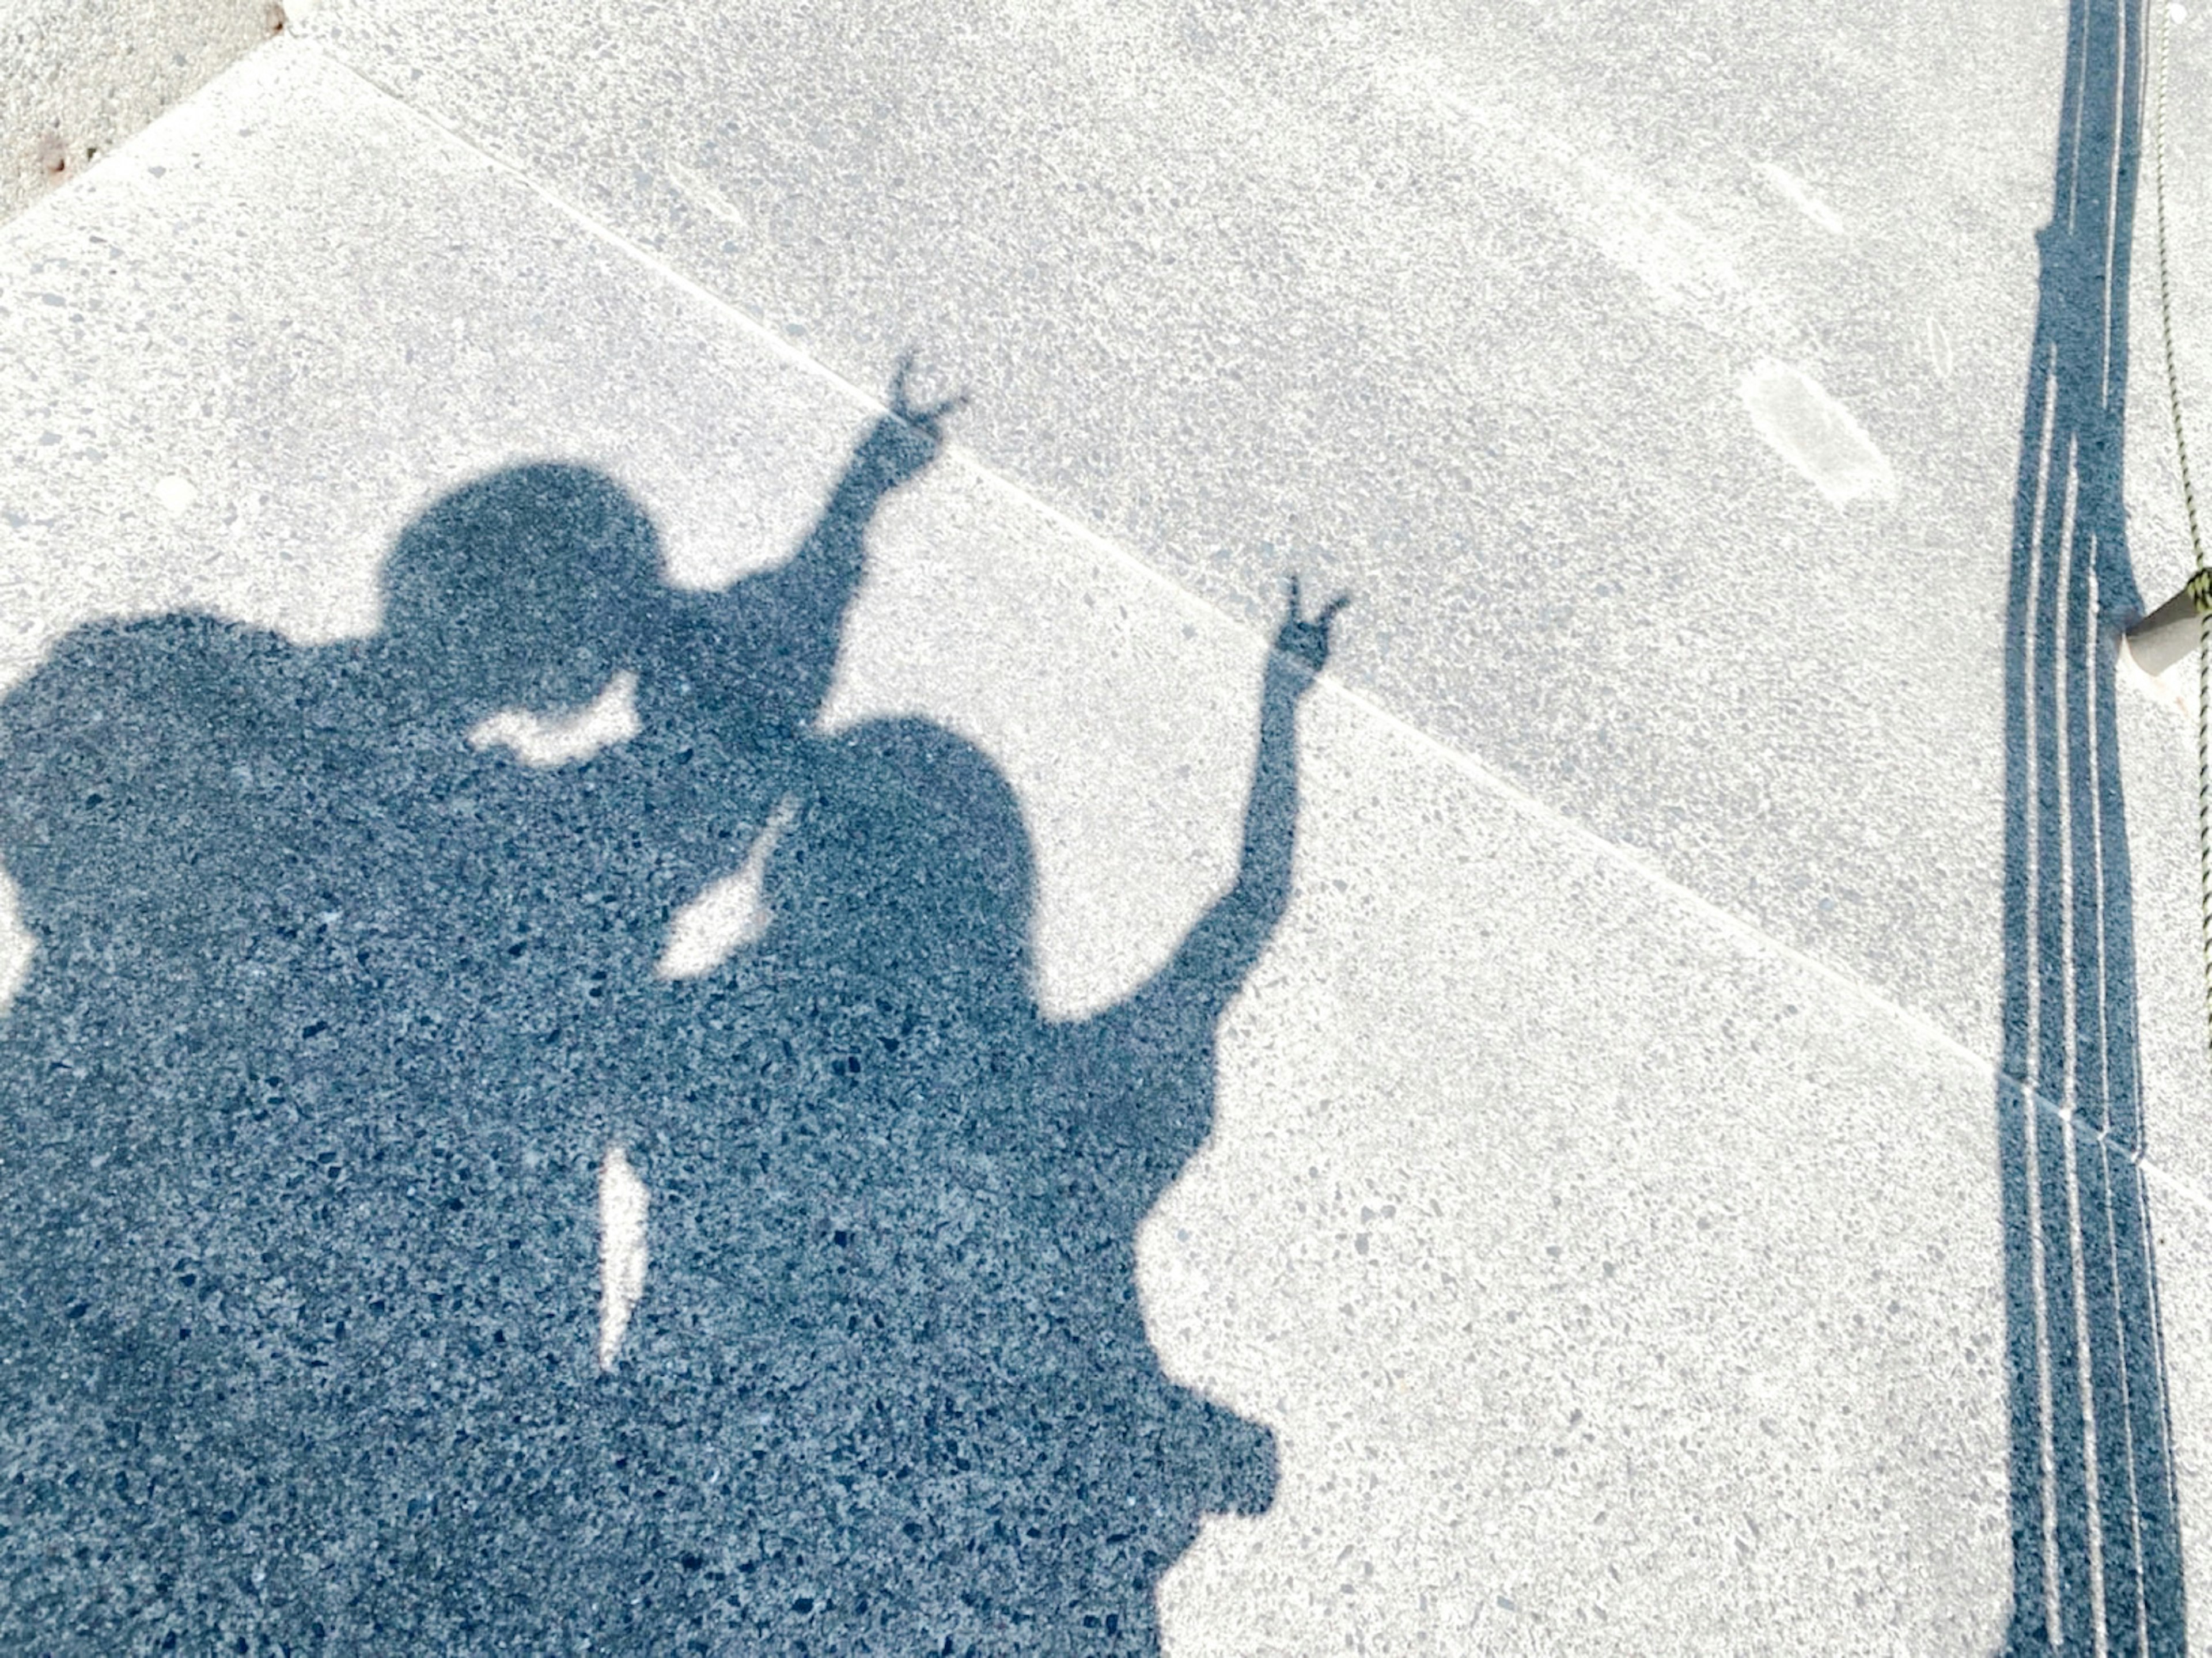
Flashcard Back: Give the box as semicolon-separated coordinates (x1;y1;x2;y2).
1;0;284;221
1;25;2207;1657
293;0;2212;1111
2149;1181;2212;1651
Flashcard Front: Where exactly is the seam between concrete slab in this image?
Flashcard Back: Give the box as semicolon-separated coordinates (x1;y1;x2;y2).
291;37;2212;1224
0;28;294;239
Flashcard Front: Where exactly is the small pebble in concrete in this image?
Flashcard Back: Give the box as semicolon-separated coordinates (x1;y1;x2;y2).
153;473;198;517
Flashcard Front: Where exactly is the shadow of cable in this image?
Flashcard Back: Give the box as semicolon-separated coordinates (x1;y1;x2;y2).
1994;0;2187;1650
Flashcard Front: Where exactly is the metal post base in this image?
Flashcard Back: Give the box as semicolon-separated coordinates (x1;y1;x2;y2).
2122;571;2212;680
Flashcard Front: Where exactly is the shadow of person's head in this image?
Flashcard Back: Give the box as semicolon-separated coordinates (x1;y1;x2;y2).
721;714;1275;1647
767;716;1035;1012
377;462;664;721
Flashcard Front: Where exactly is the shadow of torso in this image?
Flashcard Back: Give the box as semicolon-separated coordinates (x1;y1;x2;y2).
0;612;661;1641
0;442;1294;1653
613;718;1273;1651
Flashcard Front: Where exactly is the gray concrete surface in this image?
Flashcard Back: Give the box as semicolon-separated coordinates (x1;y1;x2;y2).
0;0;282;221
1;5;2210;1652
295;0;2212;1104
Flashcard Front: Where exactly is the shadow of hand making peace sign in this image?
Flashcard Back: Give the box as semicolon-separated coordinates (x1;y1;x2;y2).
602;579;1343;1651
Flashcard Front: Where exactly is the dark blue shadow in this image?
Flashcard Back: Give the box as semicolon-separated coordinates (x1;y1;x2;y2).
0;371;1317;1651
1994;0;2187;1649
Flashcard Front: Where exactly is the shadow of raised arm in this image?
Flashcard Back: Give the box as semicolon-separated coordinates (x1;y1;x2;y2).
1160;576;1346;1010
1081;578;1346;1183
675;355;964;751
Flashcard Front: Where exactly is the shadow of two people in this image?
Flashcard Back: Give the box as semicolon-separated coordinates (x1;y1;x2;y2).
0;366;1341;1651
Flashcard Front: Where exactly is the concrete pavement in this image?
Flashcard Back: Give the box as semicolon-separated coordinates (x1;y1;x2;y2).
2;4;2210;1649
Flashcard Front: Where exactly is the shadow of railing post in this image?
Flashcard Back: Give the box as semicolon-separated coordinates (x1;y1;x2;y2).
1996;0;2188;1650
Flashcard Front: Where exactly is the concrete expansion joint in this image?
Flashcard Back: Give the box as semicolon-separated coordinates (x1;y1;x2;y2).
281;39;2164;1221
2002;1066;2210;1216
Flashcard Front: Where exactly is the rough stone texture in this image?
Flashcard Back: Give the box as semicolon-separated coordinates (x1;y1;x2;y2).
1;9;2210;1653
1;0;283;222
291;0;2212;1113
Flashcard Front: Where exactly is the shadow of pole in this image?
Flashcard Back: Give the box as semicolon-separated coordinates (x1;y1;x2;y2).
1995;0;2187;1649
